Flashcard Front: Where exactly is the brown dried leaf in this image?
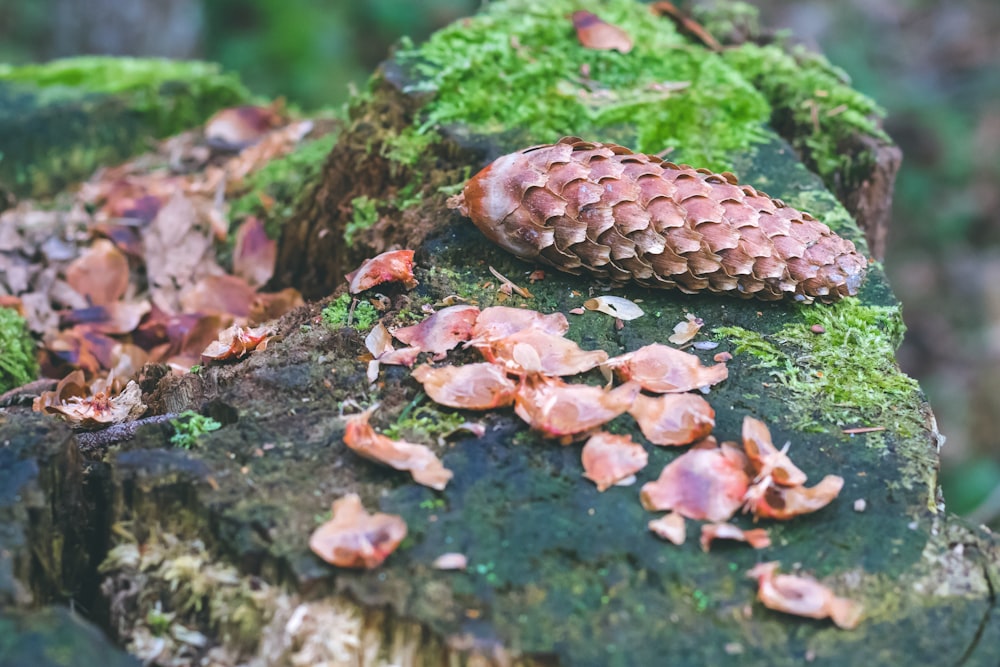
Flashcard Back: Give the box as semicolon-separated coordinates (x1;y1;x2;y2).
343;407;453;490
65;238;129;306
748;562;863;629
572;10;634;53
38;377;146;429
748;475;844;521
346;249;418;294
606;343;728;393
309;493;407;569
180;273;257;318
392;305;480;357
667;313;703;345
232;216;277;288
412;362;518;410
628;393;715;446
742;416;807;487
649;2;722;52
204;104;284;151
249;288;305;325
581;432;649;492
514;378;639;442
640;441;750;521
648;512;686;545
201;324;274;363
700;522;771;552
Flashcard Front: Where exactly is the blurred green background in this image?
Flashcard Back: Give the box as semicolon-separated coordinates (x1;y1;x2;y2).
1;0;998;524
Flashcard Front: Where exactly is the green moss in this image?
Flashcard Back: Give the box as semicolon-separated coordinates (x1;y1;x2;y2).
715;297;920;434
229;132;338;240
0;56;250;137
383;393;468;443
398;0;770;170
343;195;379;245
321;293;379;332
380;126;440;168
721;43;889;180
169;410;222;449
0;307;38;393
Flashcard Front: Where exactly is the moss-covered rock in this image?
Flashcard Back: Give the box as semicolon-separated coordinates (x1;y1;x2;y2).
0;307;38;393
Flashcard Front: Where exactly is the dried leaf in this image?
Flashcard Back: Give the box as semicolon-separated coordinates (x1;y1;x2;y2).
606;343;728;393
628;393;715;446
748;475;844;521
648;512;686;545
37;375;146;429
233;216;277;288
412;362;518;410
514;378;640;442
747;562;863;629
65;238;129;307
649;2;722;52
583;295;644;321
700;523;771;552
667;313;703;345
346;249;418;294
180;273;257;318
742;416;807;487
204;104;284;151
581;432;649;492
343;407;453;490
471;306;569;342
572;10;634;53
309;493;407;569
480;328;609;376
249;288;305;325
201;324;273;363
640;441;750;521
392;305;480;357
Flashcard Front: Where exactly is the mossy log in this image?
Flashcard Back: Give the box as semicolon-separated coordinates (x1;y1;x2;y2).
1;1;998;666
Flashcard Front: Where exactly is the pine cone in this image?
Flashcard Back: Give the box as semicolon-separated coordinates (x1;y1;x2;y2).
448;137;867;303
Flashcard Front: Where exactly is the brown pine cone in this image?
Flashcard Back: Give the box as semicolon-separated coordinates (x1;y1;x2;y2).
447;137;867;303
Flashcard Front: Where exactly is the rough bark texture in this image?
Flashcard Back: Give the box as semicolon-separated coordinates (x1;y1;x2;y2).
1;2;998;666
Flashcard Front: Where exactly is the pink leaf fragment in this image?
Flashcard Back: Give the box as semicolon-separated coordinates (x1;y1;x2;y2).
481;328;609;376
343;407;453;490
514;379;640;442
648;512;686;545
667;313;703;345
748;562;863;629
346;249;418;294
628;393;715;446
606;343;728;393
412;362;518;410
743;416;807;487
700;523;771;552
640;441;750;521
470;306;568;342
309;493;407;569
581;432;649;492
572;10;634;53
392;305;480;358
748;475;844;520
201;324;274;363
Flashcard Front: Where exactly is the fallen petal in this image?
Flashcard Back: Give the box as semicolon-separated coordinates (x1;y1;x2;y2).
748;562;863;629
648;512;686;545
667;313;703;345
606;343;728;393
392;305;480;356
750;475;844;520
629;393;715;446
346;249;418;294
412;362;518;410
343;407;453;490
309;493;407;569
700;522;771;552
581;432;649;492
640;442;750;521
742;416;807;487
514;378;639;442
471;306;569;342
482;328;608;376
583;295;644;321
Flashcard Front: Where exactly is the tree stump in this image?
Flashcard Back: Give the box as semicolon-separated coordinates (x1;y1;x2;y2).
2;1;998;666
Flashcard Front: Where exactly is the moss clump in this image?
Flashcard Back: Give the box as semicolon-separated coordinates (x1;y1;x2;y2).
380;126;440;169
169;410;222;449
721;43;889;180
229;132;339;240
397;0;770;170
715;297;920;433
0;307;38;393
383;394;468;443
321;293;378;332
0;56;250;138
343;195;379;245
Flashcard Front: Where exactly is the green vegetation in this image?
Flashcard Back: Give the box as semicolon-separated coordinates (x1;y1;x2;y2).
397;0;771;171
380;126;440;168
0;307;38;393
321;293;379;332
715;297;920;433
343;195;379;245
169;410;223;449
383;395;468;443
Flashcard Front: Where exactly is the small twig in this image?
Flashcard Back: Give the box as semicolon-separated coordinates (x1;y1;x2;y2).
0;378;58;407
76;413;179;452
488;266;533;298
841;426;886;435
